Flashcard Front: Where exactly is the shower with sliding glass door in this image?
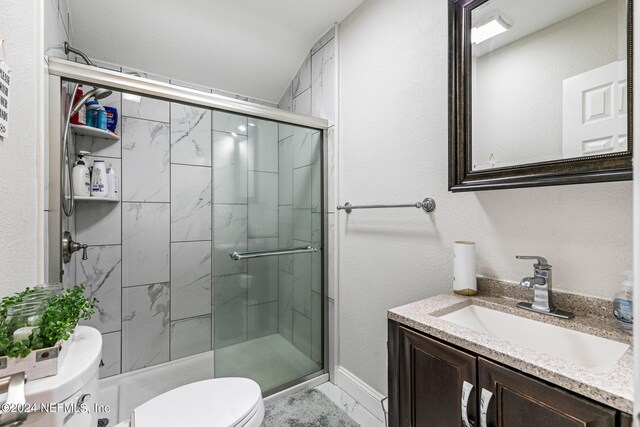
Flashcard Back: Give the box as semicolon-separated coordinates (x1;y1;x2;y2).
47;58;327;422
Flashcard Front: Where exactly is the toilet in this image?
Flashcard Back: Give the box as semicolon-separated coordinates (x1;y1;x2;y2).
128;377;265;427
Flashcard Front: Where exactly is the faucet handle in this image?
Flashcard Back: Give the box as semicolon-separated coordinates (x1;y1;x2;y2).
516;255;551;268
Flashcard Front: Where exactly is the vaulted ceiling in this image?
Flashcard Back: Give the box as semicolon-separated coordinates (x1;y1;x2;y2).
68;0;363;103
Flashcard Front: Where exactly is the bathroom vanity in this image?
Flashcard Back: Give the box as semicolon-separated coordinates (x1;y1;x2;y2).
387;280;634;426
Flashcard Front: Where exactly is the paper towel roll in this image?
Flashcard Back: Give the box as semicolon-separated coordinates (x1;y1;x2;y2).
453;241;477;296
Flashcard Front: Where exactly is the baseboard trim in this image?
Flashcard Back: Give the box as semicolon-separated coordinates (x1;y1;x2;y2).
335;366;386;422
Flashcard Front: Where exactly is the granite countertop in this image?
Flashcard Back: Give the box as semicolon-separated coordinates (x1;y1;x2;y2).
387;278;634;413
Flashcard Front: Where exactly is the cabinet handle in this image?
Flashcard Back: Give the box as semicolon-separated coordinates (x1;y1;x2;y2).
480;388;493;427
461;381;474;427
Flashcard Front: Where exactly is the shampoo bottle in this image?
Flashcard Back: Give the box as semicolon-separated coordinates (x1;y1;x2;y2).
91;160;108;197
106;163;118;199
613;272;633;334
72;151;91;197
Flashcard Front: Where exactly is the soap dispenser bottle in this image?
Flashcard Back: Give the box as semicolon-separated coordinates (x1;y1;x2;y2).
91;159;109;197
613;272;633;334
72;151;91;197
106;163;118;199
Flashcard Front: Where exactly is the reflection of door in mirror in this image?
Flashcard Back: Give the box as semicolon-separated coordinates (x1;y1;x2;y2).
471;0;627;171
562;60;627;158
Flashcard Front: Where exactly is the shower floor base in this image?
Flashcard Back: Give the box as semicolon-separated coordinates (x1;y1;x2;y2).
216;333;320;392
96;334;319;425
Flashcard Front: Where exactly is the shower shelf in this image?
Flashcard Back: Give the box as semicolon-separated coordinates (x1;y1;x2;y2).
75;196;120;203
71;124;120;141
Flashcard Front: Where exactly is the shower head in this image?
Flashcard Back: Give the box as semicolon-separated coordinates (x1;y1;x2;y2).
70;87;113;117
63;42;95;67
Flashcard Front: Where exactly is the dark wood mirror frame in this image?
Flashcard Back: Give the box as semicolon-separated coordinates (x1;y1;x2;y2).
448;0;633;192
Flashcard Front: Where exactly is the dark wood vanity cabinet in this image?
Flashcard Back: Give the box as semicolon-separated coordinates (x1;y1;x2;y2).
388;320;631;427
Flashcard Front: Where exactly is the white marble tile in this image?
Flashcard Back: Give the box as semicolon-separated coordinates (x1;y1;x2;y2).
278;137;293;205
248;171;278;238
312;147;322;213
213;204;247;277
170;315;212;360
75;200;121;246
327;126;336;213
170;103;212;166
278;81;293;112
248;302;278;340
278;271;293;342
292;311;311;357
77;245;122;333
247;238;278;305
292;127;318;168
311;292;322;364
122;283;170;372
278;206;294;274
292;53;311;97
100;331;121;378
292;89;312;117
122;93;169;123
213;111;247;135
213;274;248;349
293;239;312;317
293;166;312;209
311;38;336;123
328;298;336;378
122;203;170;286
213;131;248;204
327;213;336;301
312;213;322;295
122;117;170;202
315;382;384;427
311;26;336;55
171;164;212;242
293;209;312;242
248;119;278;173
171;241;212;320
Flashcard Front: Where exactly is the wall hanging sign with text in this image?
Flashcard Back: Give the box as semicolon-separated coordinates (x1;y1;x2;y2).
0;60;11;139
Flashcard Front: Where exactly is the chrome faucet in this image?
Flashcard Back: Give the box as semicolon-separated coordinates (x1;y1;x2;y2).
515;256;573;319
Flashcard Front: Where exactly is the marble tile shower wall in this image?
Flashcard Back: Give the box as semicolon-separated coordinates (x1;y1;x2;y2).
70;78;284;378
57;27;332;378
71;84;215;378
278;26;337;366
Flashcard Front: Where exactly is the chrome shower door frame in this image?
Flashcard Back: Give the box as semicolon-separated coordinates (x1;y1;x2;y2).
46;58;332;391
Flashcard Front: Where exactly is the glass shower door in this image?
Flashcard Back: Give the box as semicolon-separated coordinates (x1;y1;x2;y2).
212;114;324;393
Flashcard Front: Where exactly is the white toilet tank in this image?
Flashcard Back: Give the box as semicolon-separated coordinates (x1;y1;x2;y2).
0;326;102;427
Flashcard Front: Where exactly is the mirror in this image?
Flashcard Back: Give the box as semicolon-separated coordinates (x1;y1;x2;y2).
449;0;632;191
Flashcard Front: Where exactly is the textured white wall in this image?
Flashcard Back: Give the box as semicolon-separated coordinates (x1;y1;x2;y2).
338;0;633;394
473;0;623;169
0;1;41;295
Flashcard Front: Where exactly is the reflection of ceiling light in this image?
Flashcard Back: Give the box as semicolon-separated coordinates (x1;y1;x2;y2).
238;125;247;132
248;123;255;127
231;132;238;137
123;93;142;103
472;14;512;44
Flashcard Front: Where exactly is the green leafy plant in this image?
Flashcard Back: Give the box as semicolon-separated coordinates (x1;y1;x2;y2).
0;285;98;358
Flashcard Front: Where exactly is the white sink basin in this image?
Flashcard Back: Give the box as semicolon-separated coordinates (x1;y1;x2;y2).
439;304;629;373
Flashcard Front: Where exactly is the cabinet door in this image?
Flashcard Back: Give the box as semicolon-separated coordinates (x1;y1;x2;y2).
394;324;477;427
478;358;616;427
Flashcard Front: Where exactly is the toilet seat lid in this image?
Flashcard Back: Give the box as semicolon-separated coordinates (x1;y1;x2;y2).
132;377;262;427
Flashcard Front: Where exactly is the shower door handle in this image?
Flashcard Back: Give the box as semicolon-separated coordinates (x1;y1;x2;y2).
229;246;317;261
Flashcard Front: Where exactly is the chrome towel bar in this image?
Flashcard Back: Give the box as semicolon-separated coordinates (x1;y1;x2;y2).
337;197;436;214
229;245;318;261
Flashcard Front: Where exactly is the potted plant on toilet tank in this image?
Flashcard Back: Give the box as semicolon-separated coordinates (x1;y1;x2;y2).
0;284;97;380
